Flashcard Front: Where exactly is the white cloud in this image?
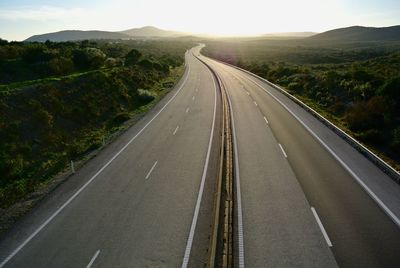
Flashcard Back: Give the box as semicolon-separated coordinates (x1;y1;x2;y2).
0;6;85;21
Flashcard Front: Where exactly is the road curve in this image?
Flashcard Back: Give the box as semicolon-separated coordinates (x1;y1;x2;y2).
2;45;399;268
201;53;400;267
0;47;221;267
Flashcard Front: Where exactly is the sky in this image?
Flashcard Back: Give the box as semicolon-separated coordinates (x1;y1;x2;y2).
1;0;399;41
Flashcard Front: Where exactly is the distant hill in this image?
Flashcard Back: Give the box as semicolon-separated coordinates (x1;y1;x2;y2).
264;32;317;38
25;26;187;42
120;26;186;37
308;25;400;42
25;30;130;42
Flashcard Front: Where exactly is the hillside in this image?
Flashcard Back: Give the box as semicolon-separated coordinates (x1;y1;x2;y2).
0;39;193;209
308;25;400;42
25;26;186;42
120;26;185;37
25;30;130;42
264;32;317;38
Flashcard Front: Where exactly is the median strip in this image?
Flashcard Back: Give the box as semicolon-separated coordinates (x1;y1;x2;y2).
194;54;236;268
181;59;218;268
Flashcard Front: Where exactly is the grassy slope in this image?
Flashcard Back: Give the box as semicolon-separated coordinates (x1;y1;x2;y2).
0;63;187;211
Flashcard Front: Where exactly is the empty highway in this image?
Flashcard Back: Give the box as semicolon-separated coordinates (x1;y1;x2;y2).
201;53;400;267
1;45;400;267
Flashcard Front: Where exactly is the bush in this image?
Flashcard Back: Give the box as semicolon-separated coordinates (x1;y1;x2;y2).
48;57;74;75
379;76;400;116
22;45;56;63
73;48;106;70
112;112;131;125
358;129;382;144
345;96;385;131
138;59;153;69
125;49;142;66
392;127;400;151
287;82;303;93
137;89;155;104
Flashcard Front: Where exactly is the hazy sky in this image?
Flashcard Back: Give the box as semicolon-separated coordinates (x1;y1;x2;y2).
1;0;399;41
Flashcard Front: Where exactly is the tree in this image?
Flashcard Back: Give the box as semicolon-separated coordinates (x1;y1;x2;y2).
138;59;153;69
378;76;400;116
48;57;74;75
73;48;105;70
125;49;142;66
22;45;56;63
345;96;385;132
392;127;400;152
0;38;8;46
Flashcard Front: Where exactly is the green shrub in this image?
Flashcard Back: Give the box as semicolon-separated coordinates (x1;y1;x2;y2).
137;89;155;104
112;112;131;125
392;127;400;151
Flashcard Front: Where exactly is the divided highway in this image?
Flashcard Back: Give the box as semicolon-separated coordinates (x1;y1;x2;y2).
0;47;221;267
1;45;399;267
200;53;400;267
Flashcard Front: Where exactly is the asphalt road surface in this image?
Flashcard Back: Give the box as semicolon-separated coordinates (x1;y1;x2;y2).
201;54;400;268
0;47;222;267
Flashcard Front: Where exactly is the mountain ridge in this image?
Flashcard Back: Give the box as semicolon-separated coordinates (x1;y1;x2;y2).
308;25;400;41
24;25;400;42
24;26;185;42
120;26;186;37
25;30;130;42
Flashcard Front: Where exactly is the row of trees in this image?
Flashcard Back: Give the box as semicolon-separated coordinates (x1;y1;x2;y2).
0;39;186;84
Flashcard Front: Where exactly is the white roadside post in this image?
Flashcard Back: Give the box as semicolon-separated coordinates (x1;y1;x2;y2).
71;160;75;174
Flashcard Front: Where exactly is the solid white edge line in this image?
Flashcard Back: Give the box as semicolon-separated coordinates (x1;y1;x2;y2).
263;116;269;125
173;125;179;135
181;66;217;267
86;250;100;268
225;79;245;268
240;71;400;228
0;59;193;268
311;207;333;247
145;161;158;180
278;143;287;158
